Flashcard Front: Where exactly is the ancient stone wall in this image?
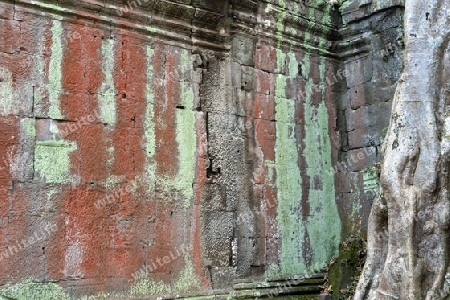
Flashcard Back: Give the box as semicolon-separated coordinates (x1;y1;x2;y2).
0;0;404;298
335;0;404;240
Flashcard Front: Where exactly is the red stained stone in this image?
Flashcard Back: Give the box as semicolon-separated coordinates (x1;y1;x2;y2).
0;3;375;294
143;246;186;276
254;119;275;162
255;43;276;72
154;45;178;178
251;57;280;270
0;2;14;19
0;19;20;54
256;70;274;96
254;93;275;121
111;35;147;179
153;203;179;247
46;219;69;280
6;212;29;264
0;116;17;226
111;125;136;179
60;93;98;122
62;25;84;94
69;124;107;183
61;187;109;279
104;247;142;278
18;18;42;52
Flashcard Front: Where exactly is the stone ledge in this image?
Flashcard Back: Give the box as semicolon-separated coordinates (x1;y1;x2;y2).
152;274;326;299
10;0;231;50
4;0;346;55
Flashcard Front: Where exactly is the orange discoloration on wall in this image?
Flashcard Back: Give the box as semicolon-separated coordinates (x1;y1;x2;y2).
253;52;279;269
154;45;179;178
0;117;19;281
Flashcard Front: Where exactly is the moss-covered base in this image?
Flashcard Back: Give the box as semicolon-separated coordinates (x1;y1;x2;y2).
0;273;326;300
323;238;367;300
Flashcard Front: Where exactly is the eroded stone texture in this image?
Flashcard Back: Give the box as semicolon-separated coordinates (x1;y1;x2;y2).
335;0;405;241
0;0;404;298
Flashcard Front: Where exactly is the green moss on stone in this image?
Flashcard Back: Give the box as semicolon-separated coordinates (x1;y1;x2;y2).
129;256;201;297
0;279;70;300
34;140;77;183
326;238;366;299
363;166;379;193
273;63;306;275
48;20;63;119
271;3;342;276
22;119;36;137
173;49;196;208
301;52;341;272
30;1;66;14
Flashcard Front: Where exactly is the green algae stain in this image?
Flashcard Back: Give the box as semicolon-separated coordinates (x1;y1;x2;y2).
272;7;342;272
0;258;200;299
30;1;66;14
98;39;117;188
273;52;306;275
0;279;69;300
48;20;64;119
34;140;77;183
98;38;116;126
145;46;156;183
175;49;196;208
22;119;36;138
301;51;341;272
276;49;286;76
363;166;379;193
129;256;201;297
141;48;196;207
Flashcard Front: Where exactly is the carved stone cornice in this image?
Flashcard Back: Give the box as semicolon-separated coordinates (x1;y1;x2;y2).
334;0;404;59
5;0;404;61
339;0;404;25
253;0;343;57
11;0;232;50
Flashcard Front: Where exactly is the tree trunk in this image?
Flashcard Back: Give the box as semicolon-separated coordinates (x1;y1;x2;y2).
354;1;450;299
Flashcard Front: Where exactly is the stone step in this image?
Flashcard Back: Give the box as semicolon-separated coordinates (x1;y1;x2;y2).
156;273;326;299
